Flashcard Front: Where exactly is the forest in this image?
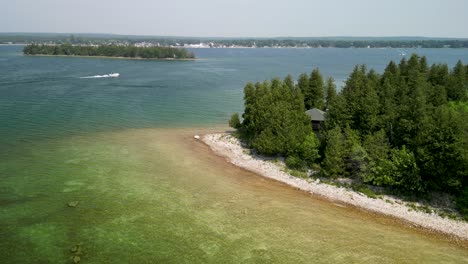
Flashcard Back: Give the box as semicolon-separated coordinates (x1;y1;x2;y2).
229;54;468;219
23;44;195;59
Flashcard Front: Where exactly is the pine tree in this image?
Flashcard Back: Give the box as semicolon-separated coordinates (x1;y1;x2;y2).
324;94;349;131
381;61;399;85
229;113;241;129
377;79;398;141
343;126;368;178
399;57;408;78
241;82;257;139
307;68;325;110
429;85;448;107
283;74;295;90
297;73;310;107
237;77;311;156
416;105;468;192
362;130;391;184
341;65;379;134
448;60;467;101
297;132;321;167
428;63;449;92
321;126;345;178
325;77;337;110
419;56;429;74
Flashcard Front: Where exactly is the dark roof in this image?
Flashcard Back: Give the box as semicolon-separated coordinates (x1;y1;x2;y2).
305;108;325;121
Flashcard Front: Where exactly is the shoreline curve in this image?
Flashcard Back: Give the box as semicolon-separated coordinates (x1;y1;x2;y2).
201;133;468;241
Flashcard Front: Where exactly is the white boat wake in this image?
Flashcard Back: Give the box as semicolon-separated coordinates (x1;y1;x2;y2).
80;73;120;79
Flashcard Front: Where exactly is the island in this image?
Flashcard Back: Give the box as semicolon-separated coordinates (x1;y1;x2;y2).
23;43;195;60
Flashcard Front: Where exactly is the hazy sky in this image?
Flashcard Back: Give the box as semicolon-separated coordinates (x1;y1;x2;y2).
2;0;468;37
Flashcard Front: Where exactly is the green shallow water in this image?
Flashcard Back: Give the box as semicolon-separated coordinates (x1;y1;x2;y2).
1;129;467;263
2;46;468;263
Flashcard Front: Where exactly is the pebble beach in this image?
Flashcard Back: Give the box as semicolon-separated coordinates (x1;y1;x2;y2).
202;133;468;240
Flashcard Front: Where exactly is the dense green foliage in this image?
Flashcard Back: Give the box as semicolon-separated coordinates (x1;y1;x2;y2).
325;77;337;110
230;54;468;218
307;69;325;109
232;76;315;161
23;44;195;59
228;113;241;129
321;126;345;178
325;55;468;215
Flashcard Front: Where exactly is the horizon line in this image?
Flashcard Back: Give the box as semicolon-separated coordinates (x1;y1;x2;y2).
1;32;468;40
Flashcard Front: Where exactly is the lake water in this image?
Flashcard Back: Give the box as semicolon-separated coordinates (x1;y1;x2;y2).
1;46;468;263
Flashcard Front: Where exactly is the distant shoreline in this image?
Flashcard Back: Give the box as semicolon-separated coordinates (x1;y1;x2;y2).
23;54;196;61
2;44;466;50
0;43;26;46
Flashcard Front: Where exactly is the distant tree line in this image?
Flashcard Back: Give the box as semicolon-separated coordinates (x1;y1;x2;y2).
3;34;468;48
203;39;468;48
230;54;468;219
23;44;195;59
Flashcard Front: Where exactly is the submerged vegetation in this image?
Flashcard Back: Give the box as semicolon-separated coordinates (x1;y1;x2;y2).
230;54;468;219
23;44;195;59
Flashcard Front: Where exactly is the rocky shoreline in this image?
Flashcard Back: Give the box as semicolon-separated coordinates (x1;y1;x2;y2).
201;133;468;240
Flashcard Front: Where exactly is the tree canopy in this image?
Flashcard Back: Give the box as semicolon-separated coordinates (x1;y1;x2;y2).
23;44;195;59
230;54;468;219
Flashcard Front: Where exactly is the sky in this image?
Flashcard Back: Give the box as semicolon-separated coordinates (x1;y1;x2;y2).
2;0;468;38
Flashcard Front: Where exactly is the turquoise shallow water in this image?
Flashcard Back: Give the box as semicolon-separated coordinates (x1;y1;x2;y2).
1;46;468;263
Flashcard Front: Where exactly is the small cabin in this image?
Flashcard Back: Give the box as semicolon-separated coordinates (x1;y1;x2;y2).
305;108;325;130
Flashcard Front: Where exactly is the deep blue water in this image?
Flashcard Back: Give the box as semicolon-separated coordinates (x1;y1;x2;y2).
1;45;468;146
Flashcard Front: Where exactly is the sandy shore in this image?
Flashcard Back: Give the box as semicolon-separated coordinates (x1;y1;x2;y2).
202;133;468;240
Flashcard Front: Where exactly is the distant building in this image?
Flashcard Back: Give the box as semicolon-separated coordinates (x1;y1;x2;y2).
305;108;325;130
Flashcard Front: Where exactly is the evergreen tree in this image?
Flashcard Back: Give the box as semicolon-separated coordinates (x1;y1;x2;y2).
306;68;325;110
230;58;468;217
367;69;380;88
341;65;379;134
229;113;241;129
448;60;467;101
325;77;337;110
399;57;408;78
363;130;390;162
321;126;345;178
429;85;448;107
389;55;426;148
241;83;257;140
297;73;309;106
428;63;449;87
377;79;398;142
419;56;429;74
381;61;400;87
370;146;422;192
309;68;325;110
298;133;321;166
238;77;311;156
284;74;295;90
343;127;368;178
323;93;349;130
416;104;468;192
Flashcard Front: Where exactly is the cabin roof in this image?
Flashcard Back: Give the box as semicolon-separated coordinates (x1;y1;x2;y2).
305;108;325;121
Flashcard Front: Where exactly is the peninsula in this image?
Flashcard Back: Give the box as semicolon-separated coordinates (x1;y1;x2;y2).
23;43;195;59
216;54;468;239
